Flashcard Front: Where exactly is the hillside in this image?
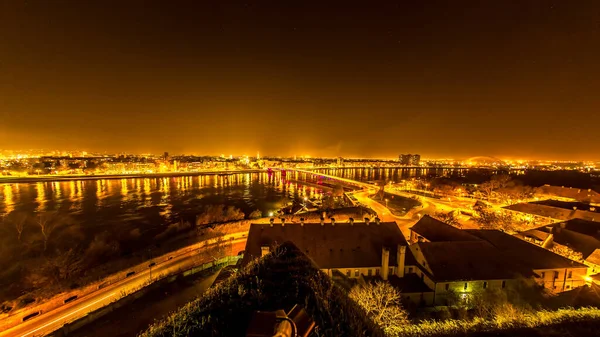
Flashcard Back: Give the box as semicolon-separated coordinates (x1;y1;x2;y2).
140;241;383;337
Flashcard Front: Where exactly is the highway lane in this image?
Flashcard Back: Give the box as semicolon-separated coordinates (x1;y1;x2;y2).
0;238;247;337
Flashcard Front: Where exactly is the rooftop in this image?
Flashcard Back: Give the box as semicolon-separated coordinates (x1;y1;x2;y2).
416;240;524;281
586;249;600;266
410;215;481;242
243;221;409;269
505;203;599;222
520;220;600;258
536;185;600;202
520;228;552;242
466;229;588;270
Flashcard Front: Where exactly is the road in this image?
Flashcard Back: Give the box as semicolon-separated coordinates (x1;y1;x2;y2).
0;239;246;337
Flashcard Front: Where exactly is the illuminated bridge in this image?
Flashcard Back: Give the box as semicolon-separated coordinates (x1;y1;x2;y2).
273;168;375;190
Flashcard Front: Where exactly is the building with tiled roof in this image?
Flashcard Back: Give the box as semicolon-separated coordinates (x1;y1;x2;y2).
408;215;480;243
505;202;599;222
243;218;416;281
535;185;600;203
518;219;600;273
466;229;588;292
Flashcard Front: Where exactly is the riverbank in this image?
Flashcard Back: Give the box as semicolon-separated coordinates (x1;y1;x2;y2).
0;169;265;184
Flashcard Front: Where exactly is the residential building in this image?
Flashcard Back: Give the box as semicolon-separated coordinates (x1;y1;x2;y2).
409;240;526;305
243;219;434;305
505;202;599;222
399;154;420;166
519;218;600;273
408;216;588;301
466;229;588;292
535;185;600;203
243;219;412;280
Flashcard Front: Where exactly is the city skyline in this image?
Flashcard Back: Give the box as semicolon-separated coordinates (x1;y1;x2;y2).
1;147;600;163
1;2;600;160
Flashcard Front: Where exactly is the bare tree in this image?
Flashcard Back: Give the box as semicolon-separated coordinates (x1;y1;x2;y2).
479;181;498;201
349;282;409;335
44;247;83;283
36;212;66;252
6;212;28;242
432;211;461;228
491;174;512;189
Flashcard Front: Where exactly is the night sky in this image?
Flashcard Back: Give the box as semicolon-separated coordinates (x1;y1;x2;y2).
1;1;599;160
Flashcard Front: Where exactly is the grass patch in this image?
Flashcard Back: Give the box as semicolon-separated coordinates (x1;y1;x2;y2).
394;307;600;336
372;192;421;216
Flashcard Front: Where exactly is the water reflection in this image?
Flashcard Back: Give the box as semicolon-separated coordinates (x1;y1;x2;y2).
0;173;328;231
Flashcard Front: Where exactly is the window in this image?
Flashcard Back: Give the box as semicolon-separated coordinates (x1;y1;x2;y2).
554;271;559;279
566;285;571;289
368;269;372;277
483;282;488;289
346;269;351;277
375;268;380;276
408;267;413;274
445;283;449;291
464;283;468;291
568;271;572;279
389;267;394;276
540;272;545;279
502;280;506;289
355;269;359;277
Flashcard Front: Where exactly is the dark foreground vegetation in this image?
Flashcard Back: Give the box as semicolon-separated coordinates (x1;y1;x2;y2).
0;203;256;312
140;242;385;337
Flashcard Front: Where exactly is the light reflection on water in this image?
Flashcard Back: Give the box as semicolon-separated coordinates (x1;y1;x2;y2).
0;173;324;233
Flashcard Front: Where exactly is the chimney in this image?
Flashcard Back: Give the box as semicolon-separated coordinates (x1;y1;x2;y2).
364;217;370;225
349;217;354;225
269;218;274;227
261;246;270;257
381;247;390;281
330;218;336;226
396;245;406;278
300;217;305;226
375;217;381;225
542;233;554;249
320;217;325;226
280;217;286;226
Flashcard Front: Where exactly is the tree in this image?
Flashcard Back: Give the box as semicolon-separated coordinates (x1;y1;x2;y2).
224;206;245;221
35;212;69;252
479;181;498;201
432;211;461;228
473;204;515;232
43;247;84;283
491;174;512;189
248;209;263;219
349;282;409;335
5;212;28;242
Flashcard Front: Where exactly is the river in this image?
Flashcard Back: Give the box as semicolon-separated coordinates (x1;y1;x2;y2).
0;172;328;231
